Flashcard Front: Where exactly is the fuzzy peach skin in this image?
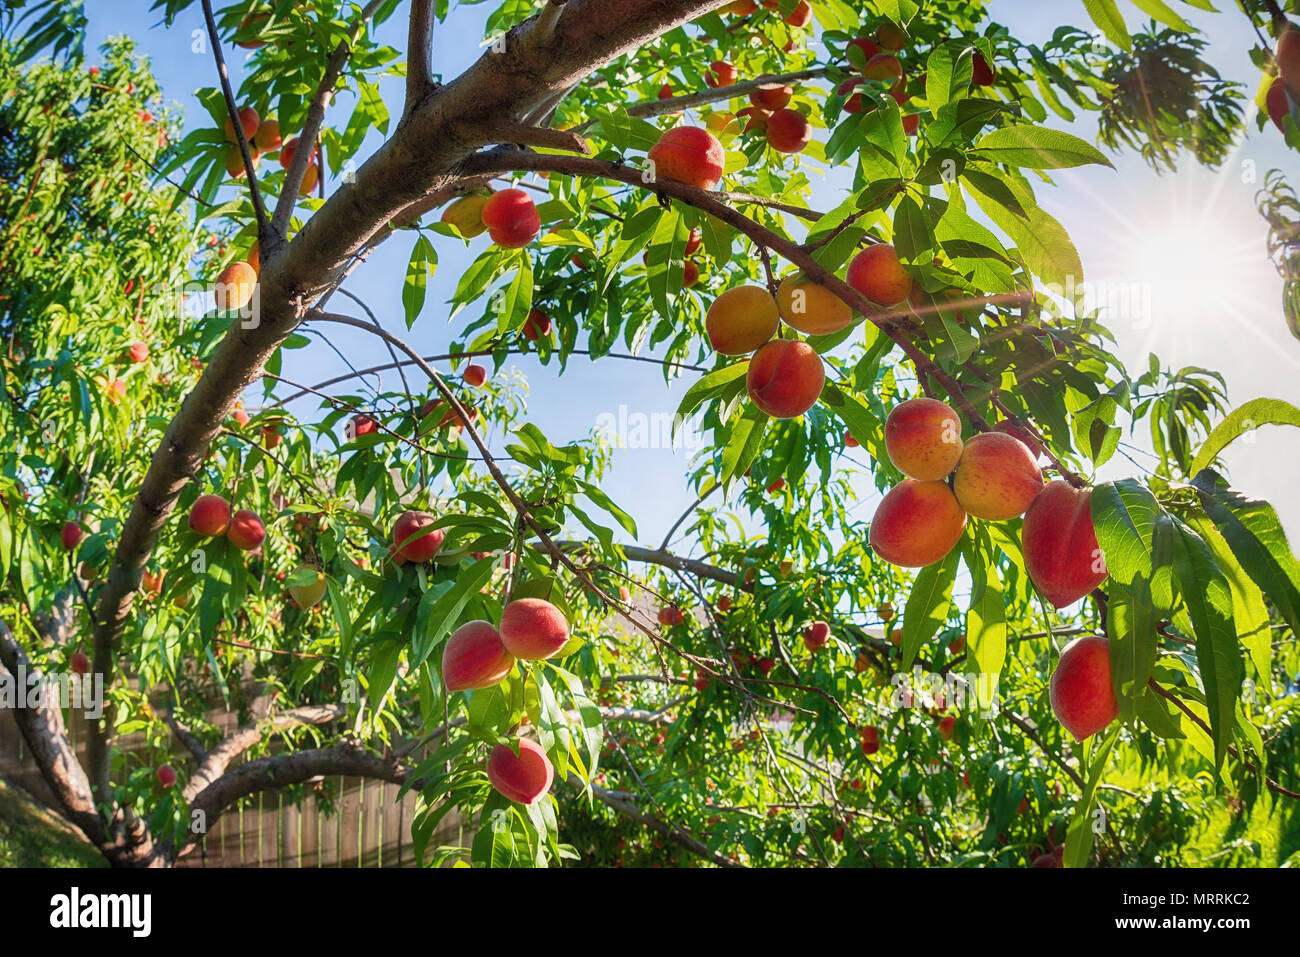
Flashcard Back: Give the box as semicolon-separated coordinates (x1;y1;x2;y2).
884;397;963;481
1049;636;1118;739
188;494;231;536
487;738;554;805
951;431;1044;520
443;620;515;691
746;338;824;418
846;243;912;306
498;597;570;660
706;285;779;354
776;275;853;335
392;510;445;563
868;478;967;567
646;126;726;190
1021;480;1109;607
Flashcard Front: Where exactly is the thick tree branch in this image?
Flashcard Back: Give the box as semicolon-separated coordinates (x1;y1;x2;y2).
181;703;348;801
404;0;437;116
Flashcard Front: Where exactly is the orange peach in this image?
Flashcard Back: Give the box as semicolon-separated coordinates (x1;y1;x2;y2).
776;275;853;335
863;53;903;82
751;79;793;110
847;243;912;306
215;260;257;311
746;338;824;419
223;106;259;143
706;285;779;354
951;431;1044;520
993;419;1044;459
884;397;963;481
868;479;967;567
705;60;737;88
877;22;906;51
252;118;281;152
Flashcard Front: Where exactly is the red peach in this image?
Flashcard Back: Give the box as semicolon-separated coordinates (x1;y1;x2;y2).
884;397;964;481
746;338;824;419
647;126;726;190
443;620;515;690
393;510;444;563
189;494;231;536
1022;481;1108;607
952;431;1044;521
60;521;83;551
498;597;570;660
487;738;554;804
226;509;265;550
847;243;913;306
481;188;540;248
1049;636;1118;739
869;479;967;568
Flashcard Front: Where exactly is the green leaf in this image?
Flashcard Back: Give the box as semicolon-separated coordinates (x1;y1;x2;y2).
1129;0;1191;32
973;126;1114;170
1090;479;1160;584
900;549;959;669
1189;398;1300;475
1168;518;1242;768
964;554;1006;711
1192;469;1300;642
1082;0;1132;50
1063;726;1120;867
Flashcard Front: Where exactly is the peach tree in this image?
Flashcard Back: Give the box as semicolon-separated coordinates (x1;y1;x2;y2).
0;0;1298;868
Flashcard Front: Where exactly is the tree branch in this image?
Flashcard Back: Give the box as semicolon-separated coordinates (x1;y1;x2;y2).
404;0;437;117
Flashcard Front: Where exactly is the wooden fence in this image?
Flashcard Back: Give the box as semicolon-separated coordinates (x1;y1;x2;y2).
0;701;467;867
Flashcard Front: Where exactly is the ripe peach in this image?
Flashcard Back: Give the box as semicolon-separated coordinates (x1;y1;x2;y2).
647;126;725;190
348;414;378;439
223;106;259;143
106;379;127;403
736;106;770;133
746;338;824;419
1280;27;1300;100
1269;78;1290;132
487;738;554;804
215;260;257;311
70;651;90;675
224;144;256;179
481;188;540;248
837;79;864;114
993;419;1044;459
523;307;551;341
443;620;515;690
227;508;265;550
60;521;83;551
499;597;570;660
440;193;491;238
902;113;919;136
157;765;177;788
657;605;685;627
766;108;811;153
860;725;880;755
684;227;703;256
863;54;903;82
279;136;302;169
776;275;853;335
971;53;996;87
189;494;231;536
803;620;830;651
252;118;281;152
128;341;149;363
845;432;859;447
393;510;444;563
847;244;912;306
682;260;700;288
706;285;779;354
766;478;785;493
884;397;963;481
877;602;895;622
938;715;955;741
298;162;319;196
658;83;673;100
463;363;488;387
869;479;967;567
705;60;737;88
847;36;882;64
877;22;906;51
751;79;792;110
1022;481;1108;607
729;0;757;12
952;431;1044;520
288;566;327;609
784;0;811;26
1049;636;1118;739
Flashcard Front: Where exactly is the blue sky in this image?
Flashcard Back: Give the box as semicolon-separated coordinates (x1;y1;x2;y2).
83;0;1300;559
